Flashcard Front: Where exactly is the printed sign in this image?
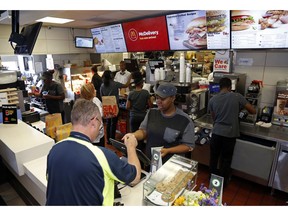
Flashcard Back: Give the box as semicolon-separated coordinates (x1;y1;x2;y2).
275;91;288;115
122;16;169;52
213;58;230;72
91;24;127;53
209;174;224;205
231;10;288;49
166;10;230;50
150;147;162;173
2;104;18;124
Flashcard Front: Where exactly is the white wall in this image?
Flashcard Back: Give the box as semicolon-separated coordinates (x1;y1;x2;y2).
234;50;288;109
0;24;94;55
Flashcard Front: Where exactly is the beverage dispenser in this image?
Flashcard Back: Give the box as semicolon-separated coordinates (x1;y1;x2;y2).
212;72;247;96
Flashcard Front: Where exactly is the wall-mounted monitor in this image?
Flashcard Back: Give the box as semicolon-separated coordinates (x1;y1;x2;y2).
12;22;43;55
75;36;94;48
124;59;139;73
122;16;170;52
231;10;288;49
90;23;127;53
166;10;230;50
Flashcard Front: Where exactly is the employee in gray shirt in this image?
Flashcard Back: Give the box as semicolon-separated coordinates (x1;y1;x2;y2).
208;77;256;186
124;83;195;166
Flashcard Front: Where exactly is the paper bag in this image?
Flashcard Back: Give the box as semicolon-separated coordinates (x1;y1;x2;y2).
45;113;63;138
55;123;72;142
102;96;119;119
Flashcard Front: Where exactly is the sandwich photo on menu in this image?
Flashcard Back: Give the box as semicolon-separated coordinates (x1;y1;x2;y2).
206;10;228;33
231;10;255;31
183;16;207;49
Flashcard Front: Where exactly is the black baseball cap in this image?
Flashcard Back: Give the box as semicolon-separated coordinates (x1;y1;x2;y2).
155;83;177;98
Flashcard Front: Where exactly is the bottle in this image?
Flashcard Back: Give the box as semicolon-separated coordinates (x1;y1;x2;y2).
179;53;185;83
159;67;165;80
154;68;160;81
186;63;191;83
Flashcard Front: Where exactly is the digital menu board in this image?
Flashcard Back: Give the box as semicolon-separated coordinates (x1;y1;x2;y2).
122;16;170;52
75;36;94;48
166;10;230;50
90;23;127;53
231;10;288;49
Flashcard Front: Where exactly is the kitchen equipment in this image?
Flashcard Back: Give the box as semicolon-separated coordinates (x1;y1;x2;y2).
260;106;273;123
247;80;263;93
213;72;247;95
270;141;288;193
240;80;262;125
175;88;208;120
22;111;40;123
240;91;261;125
231;135;276;186
0;70;18;89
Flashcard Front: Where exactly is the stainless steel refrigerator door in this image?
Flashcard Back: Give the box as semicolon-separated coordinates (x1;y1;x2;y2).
272;143;288;193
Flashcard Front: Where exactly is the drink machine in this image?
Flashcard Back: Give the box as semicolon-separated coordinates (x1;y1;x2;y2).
212;72;247;95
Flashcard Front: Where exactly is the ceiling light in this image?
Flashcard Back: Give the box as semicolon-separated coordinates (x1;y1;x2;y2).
36;16;74;24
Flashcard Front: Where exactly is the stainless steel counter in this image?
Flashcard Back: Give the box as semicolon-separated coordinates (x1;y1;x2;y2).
193;114;288;187
195;114;288;143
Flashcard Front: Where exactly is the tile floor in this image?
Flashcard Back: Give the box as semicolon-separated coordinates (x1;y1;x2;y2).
195;164;288;206
0;182;26;206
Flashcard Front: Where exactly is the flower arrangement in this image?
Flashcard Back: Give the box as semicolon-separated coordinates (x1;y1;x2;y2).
173;183;224;206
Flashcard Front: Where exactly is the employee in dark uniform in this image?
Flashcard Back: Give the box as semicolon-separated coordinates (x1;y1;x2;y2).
123;83;195;164
46;99;141;205
126;72;153;133
100;70;131;144
91;65;102;101
208;77;256;186
31;71;65;123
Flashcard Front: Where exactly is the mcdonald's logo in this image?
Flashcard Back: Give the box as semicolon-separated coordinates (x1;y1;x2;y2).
128;28;138;41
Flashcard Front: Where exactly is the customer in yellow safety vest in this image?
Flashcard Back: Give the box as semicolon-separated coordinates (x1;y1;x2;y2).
46;98;141;205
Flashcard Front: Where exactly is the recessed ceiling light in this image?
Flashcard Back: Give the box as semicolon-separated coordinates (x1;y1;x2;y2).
36;16;74;24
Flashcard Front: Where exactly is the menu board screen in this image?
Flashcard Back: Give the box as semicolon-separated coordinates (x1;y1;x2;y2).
231;10;288;49
166;10;230;50
90;23;127;53
122;16;170;52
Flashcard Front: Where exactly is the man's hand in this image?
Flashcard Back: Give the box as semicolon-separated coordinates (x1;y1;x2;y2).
122;133;137;149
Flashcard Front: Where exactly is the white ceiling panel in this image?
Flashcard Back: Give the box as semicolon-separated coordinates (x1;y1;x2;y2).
0;10;175;29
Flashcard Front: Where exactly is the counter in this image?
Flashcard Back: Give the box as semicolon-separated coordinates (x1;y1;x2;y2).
116;174;149;206
0;120;54;205
0;120;54;176
193;114;288;187
195;114;288;143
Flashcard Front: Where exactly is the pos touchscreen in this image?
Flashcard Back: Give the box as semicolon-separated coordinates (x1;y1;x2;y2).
109;138;151;167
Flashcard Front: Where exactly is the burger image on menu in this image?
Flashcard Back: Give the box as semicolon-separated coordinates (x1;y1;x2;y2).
183;16;207;49
206;10;227;33
231;10;255;31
